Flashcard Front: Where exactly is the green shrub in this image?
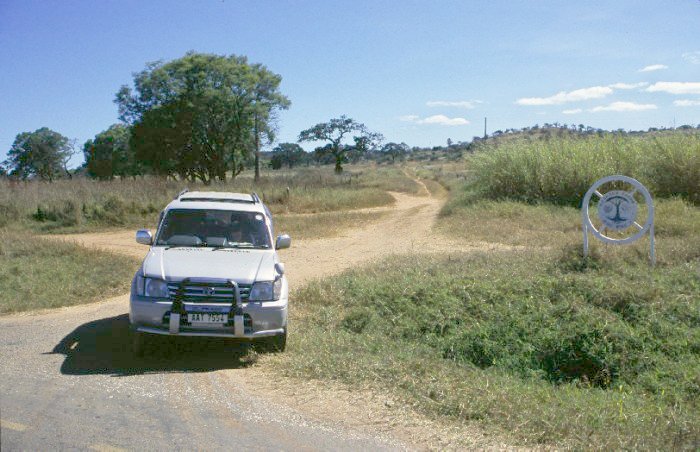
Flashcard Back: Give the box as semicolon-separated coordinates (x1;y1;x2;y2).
87;194;130;226
33;200;81;227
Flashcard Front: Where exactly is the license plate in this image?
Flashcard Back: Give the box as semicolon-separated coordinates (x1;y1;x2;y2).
187;312;228;325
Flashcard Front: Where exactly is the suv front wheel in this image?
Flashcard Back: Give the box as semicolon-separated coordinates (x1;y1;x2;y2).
258;328;287;352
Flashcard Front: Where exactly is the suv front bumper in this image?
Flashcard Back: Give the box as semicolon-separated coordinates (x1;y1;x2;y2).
129;295;287;339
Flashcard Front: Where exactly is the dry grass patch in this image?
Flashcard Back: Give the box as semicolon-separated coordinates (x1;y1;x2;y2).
0;229;139;314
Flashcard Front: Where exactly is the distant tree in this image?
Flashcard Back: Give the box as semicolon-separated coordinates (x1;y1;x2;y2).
270;142;307;169
380;142;410;163
312;144;335;165
83;124;135;179
298;115;381;173
115;52;289;183
3;128;73;181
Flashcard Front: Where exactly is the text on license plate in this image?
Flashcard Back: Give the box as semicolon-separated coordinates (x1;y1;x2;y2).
187;313;228;324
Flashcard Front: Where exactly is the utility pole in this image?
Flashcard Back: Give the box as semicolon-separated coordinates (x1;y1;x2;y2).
484;117;487;139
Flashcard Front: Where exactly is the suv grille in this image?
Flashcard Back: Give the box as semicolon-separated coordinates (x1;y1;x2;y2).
167;281;252;303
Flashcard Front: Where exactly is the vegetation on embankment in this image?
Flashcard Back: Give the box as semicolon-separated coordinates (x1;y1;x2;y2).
273;243;699;449
466;132;700;206
270;133;700;448
0;230;139;314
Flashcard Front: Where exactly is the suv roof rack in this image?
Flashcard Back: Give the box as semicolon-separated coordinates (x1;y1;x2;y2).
251;192;261;204
175;188;189;200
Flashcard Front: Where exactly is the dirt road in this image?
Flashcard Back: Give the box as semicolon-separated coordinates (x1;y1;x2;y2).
0;186;508;450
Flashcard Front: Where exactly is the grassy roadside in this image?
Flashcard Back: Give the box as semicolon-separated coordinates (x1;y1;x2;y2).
265;155;699;448
270;247;699;449
0;164;411;234
0;229;140;314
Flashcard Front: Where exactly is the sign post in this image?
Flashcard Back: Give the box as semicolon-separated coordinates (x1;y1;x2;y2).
582;175;655;266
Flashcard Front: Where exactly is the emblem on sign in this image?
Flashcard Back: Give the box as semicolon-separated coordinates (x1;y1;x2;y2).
597;190;638;230
581;175;655;266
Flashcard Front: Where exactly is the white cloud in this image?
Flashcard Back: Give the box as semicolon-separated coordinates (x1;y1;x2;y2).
682;51;700;64
426;100;481;109
420;115;470;125
674;99;700;107
608;82;648;89
563;108;583;115
638;64;668;72
646;81;700;95
516;86;613;105
589;102;657;112
400;114;469;126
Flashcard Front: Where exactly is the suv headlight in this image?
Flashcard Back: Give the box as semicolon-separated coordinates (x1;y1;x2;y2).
248;279;282;301
136;276;170;299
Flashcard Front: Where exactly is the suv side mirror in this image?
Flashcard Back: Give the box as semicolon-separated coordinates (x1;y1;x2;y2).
136;229;153;245
275;234;291;250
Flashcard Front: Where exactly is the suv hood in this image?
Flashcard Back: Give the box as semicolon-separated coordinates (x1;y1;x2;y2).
141;247;276;284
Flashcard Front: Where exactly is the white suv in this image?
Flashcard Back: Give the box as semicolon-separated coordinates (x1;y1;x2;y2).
129;190;290;355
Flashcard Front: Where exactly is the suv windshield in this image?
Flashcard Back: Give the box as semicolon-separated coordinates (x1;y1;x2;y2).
155;209;272;249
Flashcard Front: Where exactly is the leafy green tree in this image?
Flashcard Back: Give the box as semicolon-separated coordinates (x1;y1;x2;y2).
115;52;289;183
312;144;335;166
83;124;135;179
3;128;73;181
270;142;307;169
298;116;382;173
381;142;410;163
249;68;291;180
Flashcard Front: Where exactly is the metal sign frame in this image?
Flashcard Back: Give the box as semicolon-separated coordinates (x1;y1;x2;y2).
582;175;655;265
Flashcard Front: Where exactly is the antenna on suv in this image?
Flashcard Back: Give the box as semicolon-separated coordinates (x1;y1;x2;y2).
175;188;189;200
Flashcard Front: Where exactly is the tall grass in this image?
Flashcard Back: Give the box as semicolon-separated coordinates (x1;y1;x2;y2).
0;165;410;233
468;132;700;206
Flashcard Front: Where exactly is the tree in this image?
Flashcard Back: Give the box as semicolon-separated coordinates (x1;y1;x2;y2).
115;52;290;184
248;66;291;181
270;142;307;169
381;142;410;163
3;128;73;181
298;115;382;173
83;124;135;179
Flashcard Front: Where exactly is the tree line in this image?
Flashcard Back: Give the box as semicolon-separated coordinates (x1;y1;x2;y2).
2;51;387;182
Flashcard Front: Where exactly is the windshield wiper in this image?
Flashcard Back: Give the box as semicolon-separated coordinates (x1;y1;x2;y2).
164;243;207;250
211;242;269;250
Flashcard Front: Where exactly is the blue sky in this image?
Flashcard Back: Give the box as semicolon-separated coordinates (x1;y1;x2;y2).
1;0;699;167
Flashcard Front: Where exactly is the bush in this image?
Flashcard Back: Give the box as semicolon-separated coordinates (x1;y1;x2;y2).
87;194;130;226
34;200;81;227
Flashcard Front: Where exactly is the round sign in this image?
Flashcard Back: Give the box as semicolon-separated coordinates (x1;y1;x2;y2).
597;190;638;231
581;175;654;245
